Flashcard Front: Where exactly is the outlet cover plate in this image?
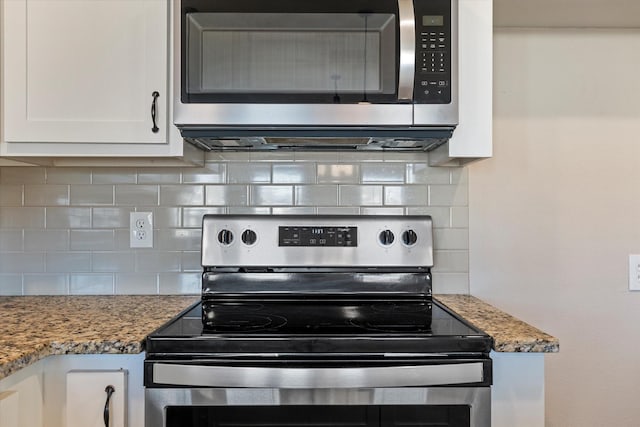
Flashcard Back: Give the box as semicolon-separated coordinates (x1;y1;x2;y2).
629;254;640;291
130;212;153;248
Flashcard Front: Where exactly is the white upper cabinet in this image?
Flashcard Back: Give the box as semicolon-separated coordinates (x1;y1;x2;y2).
3;0;167;144
0;0;200;164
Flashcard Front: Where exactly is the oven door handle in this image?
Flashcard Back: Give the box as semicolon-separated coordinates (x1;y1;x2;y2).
152;362;484;388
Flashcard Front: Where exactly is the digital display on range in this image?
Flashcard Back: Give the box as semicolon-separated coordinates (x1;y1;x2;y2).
279;226;357;247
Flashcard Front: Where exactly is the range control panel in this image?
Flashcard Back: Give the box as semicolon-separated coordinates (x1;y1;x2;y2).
201;215;434;268
279;226;357;247
414;0;453;104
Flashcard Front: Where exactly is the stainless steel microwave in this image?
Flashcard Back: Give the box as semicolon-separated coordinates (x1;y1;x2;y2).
173;0;459;151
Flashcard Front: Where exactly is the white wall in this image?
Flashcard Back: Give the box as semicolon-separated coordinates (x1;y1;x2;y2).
470;28;640;426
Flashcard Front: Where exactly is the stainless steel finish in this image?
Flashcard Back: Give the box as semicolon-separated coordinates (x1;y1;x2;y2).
175;103;414;127
414;0;459;126
146;387;490;427
202;272;431;297
172;1;459;143
183;136;448;152
154;362;483;388
201;215;434;268
397;0;415;101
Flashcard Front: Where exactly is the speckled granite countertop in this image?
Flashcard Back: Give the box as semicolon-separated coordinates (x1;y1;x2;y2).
0;295;198;381
0;294;557;381
436;295;559;353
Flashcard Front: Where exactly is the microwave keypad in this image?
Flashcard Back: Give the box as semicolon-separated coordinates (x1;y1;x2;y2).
415;29;451;104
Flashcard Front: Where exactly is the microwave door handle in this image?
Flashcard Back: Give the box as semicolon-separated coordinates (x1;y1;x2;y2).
397;0;416;101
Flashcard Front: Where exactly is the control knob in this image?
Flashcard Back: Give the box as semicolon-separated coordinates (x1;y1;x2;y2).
217;229;233;245
402;229;418;246
378;229;395;246
241;229;257;245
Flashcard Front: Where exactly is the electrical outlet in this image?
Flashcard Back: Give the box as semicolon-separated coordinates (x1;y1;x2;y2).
629;254;640;291
130;212;153;248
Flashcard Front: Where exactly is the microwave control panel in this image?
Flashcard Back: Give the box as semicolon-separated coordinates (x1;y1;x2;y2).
414;0;452;104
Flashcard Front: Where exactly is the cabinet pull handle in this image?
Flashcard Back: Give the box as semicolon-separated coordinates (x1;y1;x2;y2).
103;385;115;427
151;91;160;133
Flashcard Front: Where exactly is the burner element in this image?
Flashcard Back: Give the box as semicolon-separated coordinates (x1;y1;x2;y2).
203;312;287;332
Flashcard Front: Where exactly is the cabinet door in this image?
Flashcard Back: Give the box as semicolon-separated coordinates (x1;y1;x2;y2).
2;0;168;144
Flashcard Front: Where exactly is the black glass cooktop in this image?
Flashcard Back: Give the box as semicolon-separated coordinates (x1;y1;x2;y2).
146;299;492;355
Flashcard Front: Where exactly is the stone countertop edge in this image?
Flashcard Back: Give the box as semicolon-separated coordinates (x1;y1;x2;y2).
435;294;559;353
0;295;199;381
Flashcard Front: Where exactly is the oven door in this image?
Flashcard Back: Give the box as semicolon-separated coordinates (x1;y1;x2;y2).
144;359;491;427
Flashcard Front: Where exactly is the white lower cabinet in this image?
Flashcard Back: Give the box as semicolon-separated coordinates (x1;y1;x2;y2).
43;354;145;427
0;361;44;427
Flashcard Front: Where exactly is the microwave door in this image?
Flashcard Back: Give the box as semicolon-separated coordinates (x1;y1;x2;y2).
397;0;416;102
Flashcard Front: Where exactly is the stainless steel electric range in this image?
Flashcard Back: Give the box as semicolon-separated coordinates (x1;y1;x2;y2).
145;215;493;427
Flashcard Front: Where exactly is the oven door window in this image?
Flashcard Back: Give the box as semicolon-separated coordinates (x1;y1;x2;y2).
165;405;471;427
182;1;399;104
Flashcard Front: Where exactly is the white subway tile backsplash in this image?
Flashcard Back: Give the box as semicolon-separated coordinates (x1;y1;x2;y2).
226;207;271;215
339;185;382;206
0;253;45;273
92;207;131;229
70;274;114;294
24;185;69;206
92;252;135;272
115;185;159;206
0;184;23;206
70;230;114;251
432;250;469;273
361;164;405;183
406;164;451;184
136;252;181;273
24;274;68;295
316;207;360;215
431;273;469;294
92;168;137;184
361;207;404;215
0;230;23;251
406;206;451;228
182;163;226;184
46;168;91;184
429;185;468;206
0;159;469;295
0;167;45;184
0;274;23;295
272;164;315;184
183;207;224;227
138;168;182;184
206;185;248;206
160;185;204;206
318;164;360;184
25;229;69;252
228;163;271;183
450;167;468;184
159;273;200;294
181;252;202;272
70;185;114;205
384;186;428;206
157;229;201;251
295;185;338;206
251;186;293;206
46;207;91;229
46;252;91;273
0;207;45;228
451;207;469;228
433;228;469;250
272;207;316;215
116;273;158;295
